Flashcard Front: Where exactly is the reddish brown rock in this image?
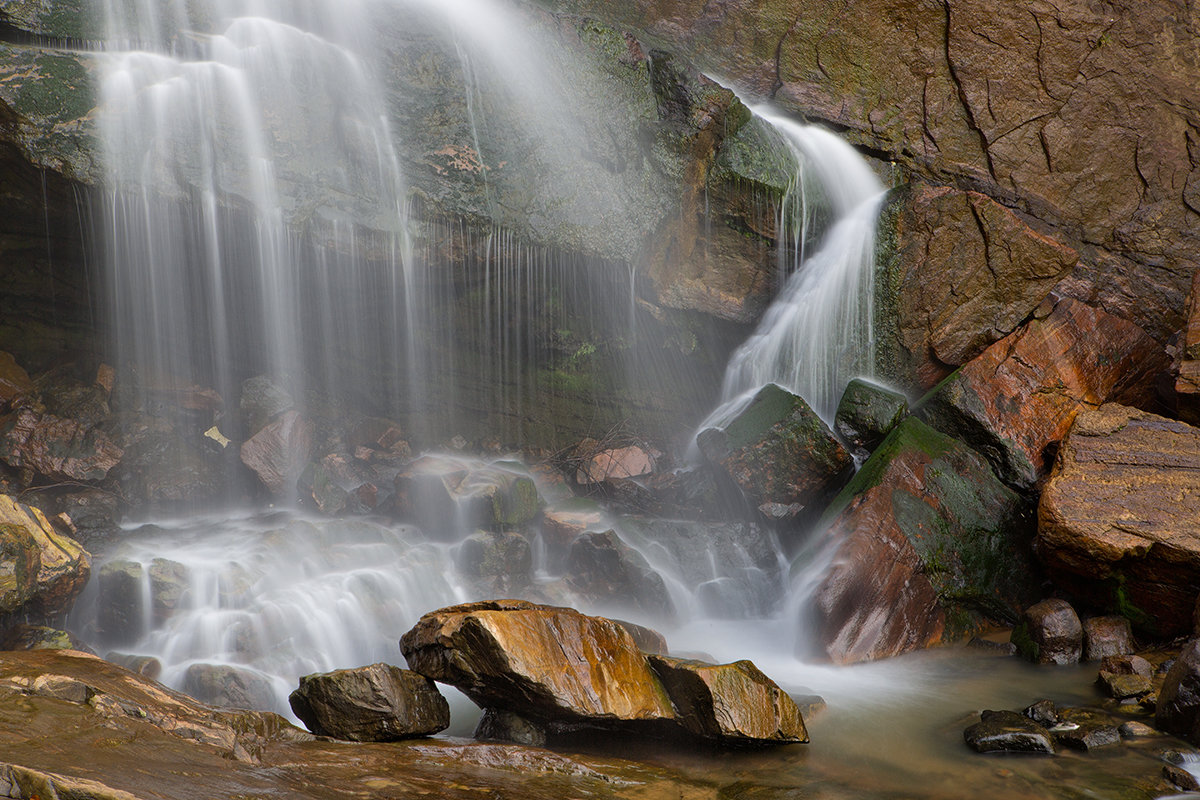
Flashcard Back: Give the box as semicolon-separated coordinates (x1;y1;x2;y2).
877;184;1078;390
1014;599;1082;665
648;656;807;744
1157;639;1200;743
239;410;314;495
697;383;852;513
1038;404;1200;637
1083;616;1134;661
922;298;1166;491
399;600;676;729
0;407;123;483
1177;270;1200;424
811;418;1034;664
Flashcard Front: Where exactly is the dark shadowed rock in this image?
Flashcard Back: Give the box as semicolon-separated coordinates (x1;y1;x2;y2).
1038;404;1200;638
240;410;314;495
1;624;93;654
289;663;449;742
963;710;1054;755
566;530;674;619
183;663;277;712
1157;639;1200;743
833;378;908;457
104;652;162;680
393;457;542;537
697;383;852;513
1176;271;1200;424
1053;708;1121;751
812;418;1035;664
1013;599;1082;665
399;600;677;730
1083;616;1134;661
921;299;1166;491
474;708;548;747
648;656;807;745
95;559;144;646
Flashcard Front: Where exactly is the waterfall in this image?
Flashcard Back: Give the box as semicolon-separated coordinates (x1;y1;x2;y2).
694;106;885;437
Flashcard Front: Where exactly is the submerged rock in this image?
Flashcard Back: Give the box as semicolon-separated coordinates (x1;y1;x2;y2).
812;418;1035;664
921;298;1165;491
289;663;449;742
697;383;852;515
963;710;1055;755
1013;599;1082;665
1038;404;1200;638
393;457;543;537
456;530;533;595
833;378;908;457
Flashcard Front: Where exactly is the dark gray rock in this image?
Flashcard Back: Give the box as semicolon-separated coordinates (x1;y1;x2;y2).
474;708;547;747
289;663;449;742
1157;639;1200;743
833;378;908;457
963;710;1054;754
566;530;674;619
183;663;276;712
1014;599;1082;665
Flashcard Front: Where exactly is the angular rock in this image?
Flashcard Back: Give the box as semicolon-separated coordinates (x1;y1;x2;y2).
921;298;1166;491
400;600;677;730
875;184;1077;390
833;378;908;457
289;663;449;742
240;410;314;495
697;383;852;512
1053;708;1121;751
1158;639;1200;743
1101;672;1152;700
393;457;542;537
474;708;548;747
0;495;89;620
1037;404;1200;637
240;375;294;436
148;558;189;626
1013;599;1082;665
540;504;603;570
183;663;277;712
576;445;657;485
1100;654;1154;680
648;656;807;745
0;407;123;483
565;530;674;619
811;418;1035;664
963;710;1054;754
1083;616;1134;661
1023;699;1058;728
455;530;532;595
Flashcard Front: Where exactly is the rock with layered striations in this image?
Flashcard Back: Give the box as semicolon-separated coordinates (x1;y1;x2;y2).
0;494;90;621
697;383;852;514
921;298;1166;491
0;407;122;483
648;656;807;744
811;418;1035;664
400;600;677;731
240;410;314;495
289;663;449;742
1037;404;1200;637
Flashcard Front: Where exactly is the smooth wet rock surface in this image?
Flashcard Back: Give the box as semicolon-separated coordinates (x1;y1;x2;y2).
964;710;1055;755
1015;599;1082;665
289;663;449;742
833;378;908;457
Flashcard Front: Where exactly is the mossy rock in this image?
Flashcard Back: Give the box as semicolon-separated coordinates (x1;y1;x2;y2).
834;377;909;455
0;523;40;615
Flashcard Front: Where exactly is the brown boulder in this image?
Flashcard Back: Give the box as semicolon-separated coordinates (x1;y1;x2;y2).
877;184;1077;390
240;410;314;495
648;656;807;744
0;407;123;483
1083;616;1134;662
1013;599;1082;665
921;298;1166;491
183;664;277;712
0;352;32;409
811;418;1035;664
697;383;852;513
288;663;449;741
1177;270;1200;424
0;495;90;621
1038;404;1200;637
400;600;676;730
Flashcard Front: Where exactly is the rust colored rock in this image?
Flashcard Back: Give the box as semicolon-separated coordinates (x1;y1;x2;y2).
1015;599;1082;666
576;445;657;485
811;418;1035;664
1083;616;1134;662
400;600;676;729
697;383;852;512
877;184;1077;390
1037;404;1200;637
1177;270;1200;424
0;407;123;483
0;352;32;409
648;656;807;745
289;663;449;742
0;495;90;620
922;299;1166;491
239;410;314;495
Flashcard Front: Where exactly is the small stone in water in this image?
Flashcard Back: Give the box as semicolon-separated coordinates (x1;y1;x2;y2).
964;710;1055;755
1024;699;1058;727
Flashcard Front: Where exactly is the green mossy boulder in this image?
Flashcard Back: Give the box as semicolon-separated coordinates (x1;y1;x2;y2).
833;378;909;456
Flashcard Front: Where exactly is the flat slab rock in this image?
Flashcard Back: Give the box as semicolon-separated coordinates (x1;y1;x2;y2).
964;710;1055;755
1037;404;1200;637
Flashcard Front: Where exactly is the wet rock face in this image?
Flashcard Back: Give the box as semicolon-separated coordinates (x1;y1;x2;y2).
647;656;807;744
183;664;277;712
288;663;449;742
833;378;908;457
812;418;1035;664
565;530;674;619
921;298;1166;492
1176;271;1200;424
697;383;853;515
963;710;1055;755
876;184;1077;391
1157;639;1200;743
0;406;122;483
1037;404;1200;638
0;494;89;624
400;600;677;729
1014;599;1083;666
